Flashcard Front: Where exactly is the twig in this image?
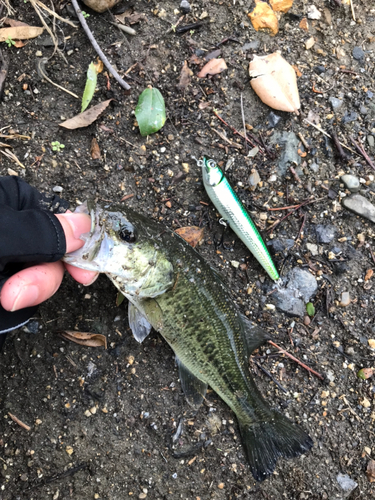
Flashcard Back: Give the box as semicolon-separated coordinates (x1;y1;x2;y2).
349;0;356;21
290;166;302;184
266;196;326;232
339;68;357;76
0;48;9;100
304;119;355;154
210;127;242;149
213;110;259;149
253;360;288;393
298;132;310;151
8;412;31;431
71;0;130;91
30;0;77;27
268;203;303;211
296;212;307;241
350;136;375;171
37;58;79;99
330;128;348;161
268;340;324;380
240;93;247;152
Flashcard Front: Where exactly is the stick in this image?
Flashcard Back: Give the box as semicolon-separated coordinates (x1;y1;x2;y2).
290;166;302;184
266;196;326;232
298;132;310;151
8;412;31;431
303;119;355;154
350;0;356;22
213;110;259;150
71;0;130;91
37;58;79;99
268;340;324;380
330;128;348;161
240;93;248;151
0;48;9;100
253;360;288;393
350;136;375;171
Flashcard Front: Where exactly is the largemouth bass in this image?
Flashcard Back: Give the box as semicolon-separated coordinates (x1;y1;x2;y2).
63;202;312;481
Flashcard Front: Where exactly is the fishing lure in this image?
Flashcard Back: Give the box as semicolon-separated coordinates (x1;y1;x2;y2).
197;156;279;281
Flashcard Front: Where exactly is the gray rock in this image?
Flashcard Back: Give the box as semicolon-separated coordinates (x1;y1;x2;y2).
286;268;318;302
342;194;375;223
329;97;343;111
306;243;318;256
241;40;260;51
340;174;360;193
368;135;374;148
270;131;300;176
315;224;337;244
342;111;358;124
360;105;368;115
336;473;358;498
309;162;319;173
53;185;63;193
352;46;365;62
267;238;295;253
273;268;318;317
180;0;191;13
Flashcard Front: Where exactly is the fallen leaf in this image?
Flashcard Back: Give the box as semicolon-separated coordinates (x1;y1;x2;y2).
59;99;113;129
269;0;294;13
189;54;203;65
14;40;26;48
205;49;221;61
365;269;373;281
4;18;30;27
82;60;103;112
292;65;303;77
178;60;193;90
197;58;227;78
357;368;374;380
198;101;210;110
248;1;278;36
249;52;300;114
0;26;43;42
59;330;107;349
116;292;125;307
305;36;315;50
135;87;166;136
90;137;101;159
367;460;375;483
175;226;204;248
368;339;375;349
299;18;309;31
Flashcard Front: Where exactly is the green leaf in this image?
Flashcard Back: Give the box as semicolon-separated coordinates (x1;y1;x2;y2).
116;292;125;307
82;62;98;113
306;302;315;317
135;87;166;136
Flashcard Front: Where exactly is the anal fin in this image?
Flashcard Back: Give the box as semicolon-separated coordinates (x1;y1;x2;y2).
128;302;152;343
176;357;208;410
240;314;271;357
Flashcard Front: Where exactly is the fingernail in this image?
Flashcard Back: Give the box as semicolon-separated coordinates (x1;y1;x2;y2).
83;273;99;287
59;213;91;240
10;285;40;312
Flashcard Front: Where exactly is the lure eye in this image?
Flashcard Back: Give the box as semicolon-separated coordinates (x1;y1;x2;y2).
206;159;216;169
118;224;136;243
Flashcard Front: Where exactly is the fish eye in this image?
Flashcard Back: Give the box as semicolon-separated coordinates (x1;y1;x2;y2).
118;224;136;243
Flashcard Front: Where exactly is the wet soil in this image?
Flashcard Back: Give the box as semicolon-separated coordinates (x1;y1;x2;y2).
1;0;375;498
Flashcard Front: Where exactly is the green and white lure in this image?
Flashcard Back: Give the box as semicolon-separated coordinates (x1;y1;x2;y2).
197;155;279;281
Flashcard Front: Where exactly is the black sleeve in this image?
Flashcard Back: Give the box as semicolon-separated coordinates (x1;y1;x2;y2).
0;176;70;334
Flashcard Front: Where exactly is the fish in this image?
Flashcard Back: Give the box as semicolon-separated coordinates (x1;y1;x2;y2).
198;155;279;281
63;202;312;481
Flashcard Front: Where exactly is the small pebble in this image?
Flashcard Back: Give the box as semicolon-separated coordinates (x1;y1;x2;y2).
329;97;343;110
307;5;321;19
180;0;191;14
53;185;63;193
340;291;350;307
352;46;365;62
340;174;360;193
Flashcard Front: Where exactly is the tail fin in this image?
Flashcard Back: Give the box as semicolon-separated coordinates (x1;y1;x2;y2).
239;411;313;482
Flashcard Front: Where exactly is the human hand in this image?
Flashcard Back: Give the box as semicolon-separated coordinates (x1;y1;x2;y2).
0;212;98;312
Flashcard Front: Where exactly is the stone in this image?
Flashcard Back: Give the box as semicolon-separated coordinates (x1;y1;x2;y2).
329;97;343;110
180;0;191;14
286;268;318;302
309;162;319;173
306;243;318;256
336;473;358;498
340;174;360;193
267;112;282;128
248;169;260;190
342;194;375;223
315;224;337;244
307;5;321;19
267;238;295;253
241;40;260;51
270;131;300;176
272;268;318;317
360;105;368;115
82;0;121;13
342;112;358;124
368;135;374;148
352;46;365;62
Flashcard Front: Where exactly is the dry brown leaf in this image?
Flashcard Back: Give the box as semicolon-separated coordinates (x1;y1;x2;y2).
299;17;309;31
60;330;107;349
4;18;30;27
59;99;113;129
198;101;210;110
197;58;227;78
305;36;315;50
269;0;294;13
14;40;26;48
365;269;373;281
175;226;204;248
178;60;193;90
189;54;203;65
249;52;300;114
0;26;43;42
248;1;278;36
367;460;375;482
90;137;101;159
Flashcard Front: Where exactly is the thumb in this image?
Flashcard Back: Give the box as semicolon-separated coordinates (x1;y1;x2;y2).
55;213;92;253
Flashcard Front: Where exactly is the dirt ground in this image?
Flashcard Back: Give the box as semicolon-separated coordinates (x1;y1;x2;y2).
1;0;375;498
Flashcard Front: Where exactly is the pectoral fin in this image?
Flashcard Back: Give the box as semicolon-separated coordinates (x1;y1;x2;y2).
128;302;152;343
176;357;208;410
